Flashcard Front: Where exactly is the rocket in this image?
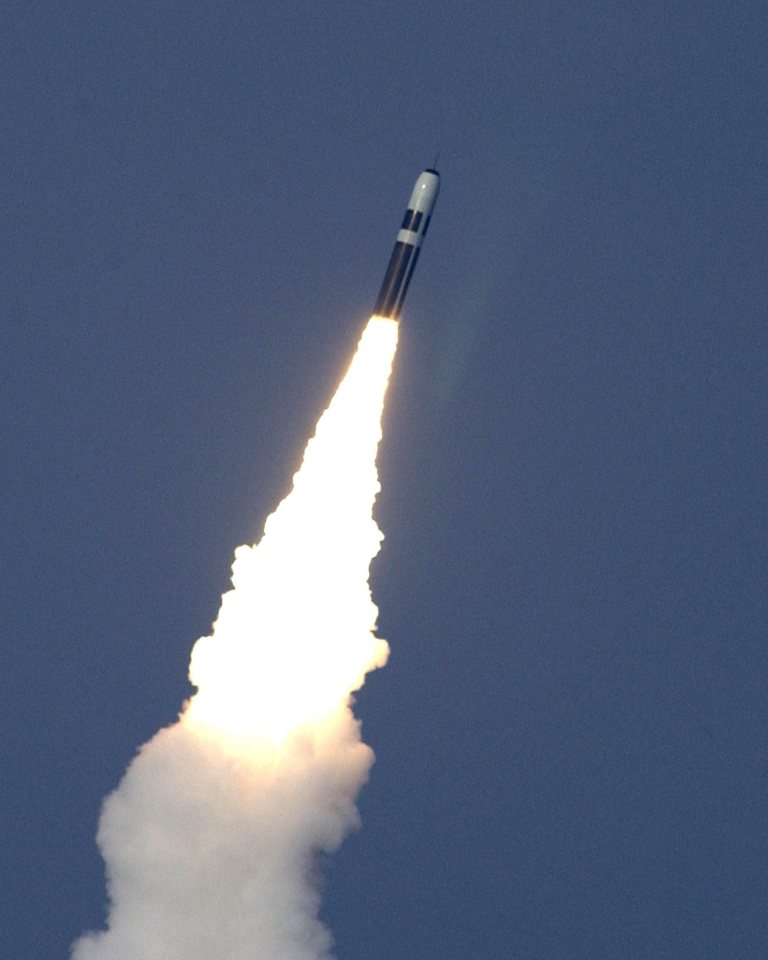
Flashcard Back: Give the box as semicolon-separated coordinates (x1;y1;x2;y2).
373;168;440;320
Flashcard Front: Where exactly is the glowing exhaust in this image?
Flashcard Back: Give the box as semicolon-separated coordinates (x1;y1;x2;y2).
72;316;400;960
185;317;398;745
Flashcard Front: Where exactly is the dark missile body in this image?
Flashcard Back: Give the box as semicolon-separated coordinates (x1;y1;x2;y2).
373;168;440;320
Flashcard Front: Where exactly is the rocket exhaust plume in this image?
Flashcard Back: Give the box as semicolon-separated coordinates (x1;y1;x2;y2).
73;317;399;960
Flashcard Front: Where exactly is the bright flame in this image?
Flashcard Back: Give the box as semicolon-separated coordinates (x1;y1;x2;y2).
183;316;398;744
72;316;400;960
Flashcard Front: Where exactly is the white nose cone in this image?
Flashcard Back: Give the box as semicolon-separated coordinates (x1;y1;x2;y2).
408;169;440;215
373;168;441;320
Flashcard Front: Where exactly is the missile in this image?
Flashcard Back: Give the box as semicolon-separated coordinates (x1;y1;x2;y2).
373;168;440;320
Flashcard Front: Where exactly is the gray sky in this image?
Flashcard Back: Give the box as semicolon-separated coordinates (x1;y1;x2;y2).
2;2;766;957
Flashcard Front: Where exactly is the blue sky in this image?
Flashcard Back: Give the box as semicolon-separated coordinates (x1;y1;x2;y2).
2;2;766;957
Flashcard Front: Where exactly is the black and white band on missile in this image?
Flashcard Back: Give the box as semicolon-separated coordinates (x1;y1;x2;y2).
373;168;440;320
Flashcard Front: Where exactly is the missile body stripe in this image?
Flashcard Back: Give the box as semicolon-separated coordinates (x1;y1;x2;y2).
374;242;416;317
396;229;424;246
373;169;439;320
395;246;420;316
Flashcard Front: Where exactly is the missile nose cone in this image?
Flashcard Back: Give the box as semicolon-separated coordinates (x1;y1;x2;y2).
373;168;441;321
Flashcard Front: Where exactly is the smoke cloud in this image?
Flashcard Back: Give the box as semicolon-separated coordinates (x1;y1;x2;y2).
73;317;399;960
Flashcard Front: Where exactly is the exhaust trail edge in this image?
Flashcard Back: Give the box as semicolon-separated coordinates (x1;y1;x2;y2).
373;168;440;320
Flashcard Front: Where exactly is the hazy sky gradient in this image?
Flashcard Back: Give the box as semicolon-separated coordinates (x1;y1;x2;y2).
2;2;766;957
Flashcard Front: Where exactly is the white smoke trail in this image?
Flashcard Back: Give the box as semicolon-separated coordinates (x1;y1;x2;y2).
73;317;399;960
